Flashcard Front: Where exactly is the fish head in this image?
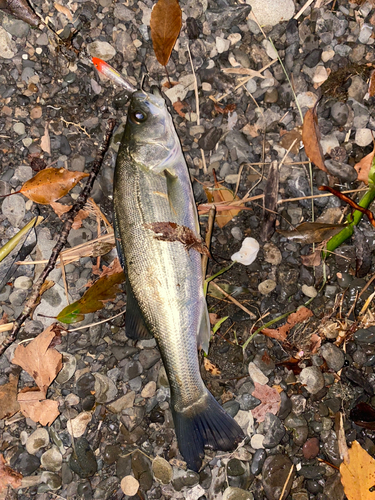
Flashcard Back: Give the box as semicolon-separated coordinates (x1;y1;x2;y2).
125;89;180;173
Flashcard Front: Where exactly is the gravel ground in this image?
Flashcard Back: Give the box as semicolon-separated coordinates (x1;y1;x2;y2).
1;0;375;498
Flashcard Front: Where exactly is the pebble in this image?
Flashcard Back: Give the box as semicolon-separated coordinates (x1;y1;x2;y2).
320;343;345;372
258;279;276;295
330;102;349;126
69;437;97;478
302;437;320;459
301;285;317;298
299;366;325;394
263;243;282;265
12;451;40;476
234;409;255;435
152;456;173;484
67;411;92;438
40;471;62;490
141;381;157;398
358;23;373;44
121;359;143;381
107;391;135;413
2;194;25;227
325;160;357;182
56;353;76;384
248;362;269;385
250;434;265;449
262;455;294;500
87;41;116;60
262;39;278;59
245;0;295;27
251;449;267;475
26;428;50;455
13;276;33;290
263;413;286;448
223;486;254;500
0;27;16;58
164;74;195;104
355;128;373;147
93;373;118;402
216;37;231;54
121;476;139;496
40;447;63;472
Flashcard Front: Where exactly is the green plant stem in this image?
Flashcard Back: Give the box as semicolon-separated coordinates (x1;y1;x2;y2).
242;309;293;351
0;216;43;263
324;187;375;257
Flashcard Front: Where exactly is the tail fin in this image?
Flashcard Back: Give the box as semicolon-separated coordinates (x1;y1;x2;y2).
172;390;245;472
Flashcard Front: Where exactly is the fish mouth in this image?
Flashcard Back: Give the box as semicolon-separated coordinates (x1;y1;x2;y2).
133;88;165;110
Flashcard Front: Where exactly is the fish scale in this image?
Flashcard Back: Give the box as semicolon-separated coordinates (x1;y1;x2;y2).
113;89;244;471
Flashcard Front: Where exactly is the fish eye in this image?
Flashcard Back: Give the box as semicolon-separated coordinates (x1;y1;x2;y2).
131;110;147;124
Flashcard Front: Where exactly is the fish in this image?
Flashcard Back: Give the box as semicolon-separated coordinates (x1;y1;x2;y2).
113;88;245;471
92;57;137;95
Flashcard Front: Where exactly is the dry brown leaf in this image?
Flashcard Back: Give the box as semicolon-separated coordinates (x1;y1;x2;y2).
54;2;73;20
150;0;182;66
251;382;281;422
12;325;62;395
50;201;90;229
0;373;19;419
144;222;209;255
0;454;22;495
203;357;221;376
277;222;345;245
369;70;375;97
18;395;59;426
20;167;89;204
309;333;322;354
40;122;51;155
355;147;375;184
262;307;313;342
204;182;241;228
280;127;302;154
340;440;375;500
172;100;188;117
209;313;218;325
300;249;322;267
302;106;328;173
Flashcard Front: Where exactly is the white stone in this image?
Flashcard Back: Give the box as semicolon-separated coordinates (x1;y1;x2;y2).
41;446;62;472
26;428;50;454
248;361;269;385
246;0;295;27
262;39;278;59
320;134;339;155
228;33;242;46
231;237;260;265
313;65;328;84
223;487;254;500
14;276;33;290
296;91;319;109
225;174;239;184
302;285;318;298
0;27;16;59
355;128;373;147
216;36;231;54
13;122;25;135
87;41;116;61
67;411;92;438
246;79;257;94
234;409;255;436
321;49;335;62
250;433;265;449
121;476;139;496
164;74;195;104
258;279;276;295
202;82;212;91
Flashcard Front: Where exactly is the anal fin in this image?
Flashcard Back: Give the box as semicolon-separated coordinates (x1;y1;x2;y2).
125;281;153;340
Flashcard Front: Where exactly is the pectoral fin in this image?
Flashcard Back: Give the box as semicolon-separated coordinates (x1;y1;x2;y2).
125;281;153;340
197;305;211;354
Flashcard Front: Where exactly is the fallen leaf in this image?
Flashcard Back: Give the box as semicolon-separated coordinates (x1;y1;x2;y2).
209;313;218;325
50;201;90;229
57;271;125;324
278;222;346;244
309;333;321;354
204;175;241;228
261;307;313;342
300;249;322;267
280;126;302;154
0;0;39;27
144;222;209;255
340;440;375;500
0;373;19;419
302;105;328;173
0;454;22;495
40;122;51;155
251;382;281;422
355;147;375;184
20;167;89;204
214;102;237;115
350;402;375;430
173;100;188;117
203;357;221;376
86;257;123;283
12;325;63;395
54;2;73;20
369;70;375;97
18;390;59;426
162;80;180;88
150;0;182;67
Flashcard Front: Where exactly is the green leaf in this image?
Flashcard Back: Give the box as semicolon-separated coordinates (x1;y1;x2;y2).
212;316;229;334
0;216;43;263
57;271;125;324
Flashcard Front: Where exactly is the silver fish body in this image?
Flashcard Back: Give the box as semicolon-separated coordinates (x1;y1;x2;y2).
113;90;244;471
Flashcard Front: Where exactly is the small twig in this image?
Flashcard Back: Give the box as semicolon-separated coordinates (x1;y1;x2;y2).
68;309;125;332
278;187;368;204
278;464;294;500
0;119;116;356
294;0;315;19
60;254;69;305
319;185;375;228
201;206;216;279
210;282;256;319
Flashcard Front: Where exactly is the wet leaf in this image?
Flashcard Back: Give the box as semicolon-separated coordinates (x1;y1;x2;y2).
340;440;375;500
261;307;313;342
17;389;59;426
0;453;22;495
278;222;346;244
203;357;221;376
350;402;375;430
204;180;241;228
150;0;182;67
12;325;63;395
251;382;281;422
355;147;375;184
0;0;39;27
0;373;19;419
20;167;89;204
302;105;328;173
144;222;209;255
57;271;125;324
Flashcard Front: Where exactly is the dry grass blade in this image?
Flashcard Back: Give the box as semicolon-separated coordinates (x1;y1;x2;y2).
150;0;182;67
